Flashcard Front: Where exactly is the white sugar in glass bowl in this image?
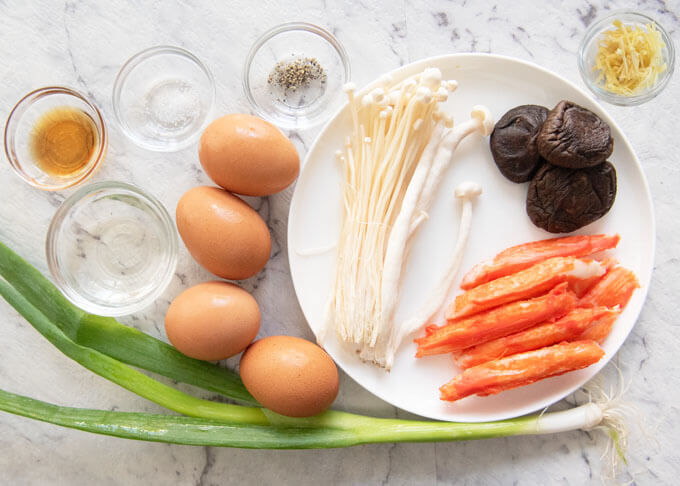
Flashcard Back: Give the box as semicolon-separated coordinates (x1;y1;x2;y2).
113;46;215;151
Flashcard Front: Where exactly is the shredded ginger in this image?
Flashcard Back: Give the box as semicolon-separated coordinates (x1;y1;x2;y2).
594;19;667;96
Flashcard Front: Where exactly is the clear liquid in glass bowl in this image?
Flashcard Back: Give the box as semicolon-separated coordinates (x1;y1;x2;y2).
46;181;178;316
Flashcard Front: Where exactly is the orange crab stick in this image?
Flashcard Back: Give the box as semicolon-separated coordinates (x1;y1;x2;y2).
460;234;620;290
448;257;605;321
577;266;639;343
569;257;618;298
580;266;640;308
579;310;621;344
455;306;616;369
415;283;577;357
440;340;605;402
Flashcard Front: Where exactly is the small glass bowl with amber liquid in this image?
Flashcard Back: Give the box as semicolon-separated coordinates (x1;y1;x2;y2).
4;87;107;191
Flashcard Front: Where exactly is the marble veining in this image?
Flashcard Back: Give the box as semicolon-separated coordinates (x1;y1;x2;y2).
1;0;679;484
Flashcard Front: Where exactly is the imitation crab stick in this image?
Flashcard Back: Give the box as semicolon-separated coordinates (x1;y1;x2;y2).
447;257;605;321
460;234;620;290
440;340;605;402
455;306;616;369
569;257;618;298
577;266;639;343
415;283;577;357
579;310;621;344
580;266;640;309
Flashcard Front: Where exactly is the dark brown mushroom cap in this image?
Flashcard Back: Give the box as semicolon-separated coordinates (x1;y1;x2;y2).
490;105;549;183
526;161;617;233
537;100;613;169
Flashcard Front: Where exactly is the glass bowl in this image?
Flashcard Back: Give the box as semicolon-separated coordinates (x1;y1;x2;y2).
4;86;107;191
112;46;215;151
578;11;675;106
243;22;350;129
46;181;178;316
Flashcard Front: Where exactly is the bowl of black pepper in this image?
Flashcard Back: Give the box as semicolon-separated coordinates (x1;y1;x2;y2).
243;22;350;129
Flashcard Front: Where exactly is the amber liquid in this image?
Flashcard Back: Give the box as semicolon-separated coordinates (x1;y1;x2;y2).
30;107;97;177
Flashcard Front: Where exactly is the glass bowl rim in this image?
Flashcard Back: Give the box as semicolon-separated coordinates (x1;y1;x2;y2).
111;44;216;152
242;21;351;129
4;85;108;191
577;10;675;106
45;180;178;316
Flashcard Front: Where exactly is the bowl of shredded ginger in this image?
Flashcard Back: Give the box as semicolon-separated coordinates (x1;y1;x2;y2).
578;11;675;106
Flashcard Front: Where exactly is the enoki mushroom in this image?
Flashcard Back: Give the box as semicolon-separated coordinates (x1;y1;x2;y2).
320;68;493;368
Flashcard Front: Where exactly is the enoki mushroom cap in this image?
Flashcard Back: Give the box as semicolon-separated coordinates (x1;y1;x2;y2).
377;73;394;88
422;67;443;89
471;105;494;136
415;86;433;104
343;82;357;93
446;80;459;91
455;181;483;199
434;87;449;102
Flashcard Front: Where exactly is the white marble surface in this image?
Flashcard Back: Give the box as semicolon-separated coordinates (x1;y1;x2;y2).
0;0;678;484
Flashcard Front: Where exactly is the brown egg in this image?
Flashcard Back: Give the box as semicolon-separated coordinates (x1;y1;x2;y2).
176;186;271;280
239;336;339;417
165;281;260;361
198;114;300;196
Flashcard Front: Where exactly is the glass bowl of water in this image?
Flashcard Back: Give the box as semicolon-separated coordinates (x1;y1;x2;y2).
112;46;215;151
46;181;178;316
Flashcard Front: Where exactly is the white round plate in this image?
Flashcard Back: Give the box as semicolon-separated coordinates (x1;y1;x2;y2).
287;54;654;422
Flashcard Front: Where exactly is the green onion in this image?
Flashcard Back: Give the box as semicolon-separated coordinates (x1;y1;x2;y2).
0;278;268;425
0;241;255;405
0;241;404;430
0;239;629;459
77;314;256;404
0;266;394;431
0;388;610;449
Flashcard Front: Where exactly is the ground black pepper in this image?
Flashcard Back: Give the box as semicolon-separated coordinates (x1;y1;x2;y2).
268;56;327;103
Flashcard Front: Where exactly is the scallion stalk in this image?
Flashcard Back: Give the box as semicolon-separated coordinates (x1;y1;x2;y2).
0;279;268;425
0;241;255;405
0;274;393;431
0;239;629;459
77;314;256;405
0;388;609;449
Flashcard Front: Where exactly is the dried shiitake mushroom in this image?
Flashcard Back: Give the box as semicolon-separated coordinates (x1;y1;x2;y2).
537;100;613;169
490;105;549;183
526;161;617;233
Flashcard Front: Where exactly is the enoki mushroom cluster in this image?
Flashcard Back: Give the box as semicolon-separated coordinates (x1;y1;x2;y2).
322;68;493;368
